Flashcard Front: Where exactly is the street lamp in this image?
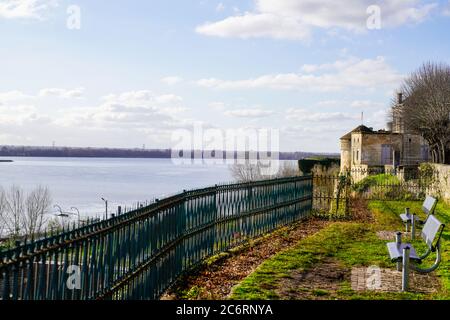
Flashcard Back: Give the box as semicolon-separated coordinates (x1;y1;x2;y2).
70;207;81;224
54;204;69;218
101;198;108;219
53;204;70;231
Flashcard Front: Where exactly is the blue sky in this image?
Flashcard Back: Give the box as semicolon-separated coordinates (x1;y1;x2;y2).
1;0;450;152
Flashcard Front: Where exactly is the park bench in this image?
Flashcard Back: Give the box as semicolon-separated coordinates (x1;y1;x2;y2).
387;214;445;291
400;196;437;238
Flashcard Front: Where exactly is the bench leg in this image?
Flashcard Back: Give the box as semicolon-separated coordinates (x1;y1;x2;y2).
396;232;402;271
402;246;410;292
405;208;411;233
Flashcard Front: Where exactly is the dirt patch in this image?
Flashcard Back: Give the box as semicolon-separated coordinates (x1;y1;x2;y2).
277;259;350;300
351;267;441;294
376;230;412;241
162;218;329;300
350;198;374;223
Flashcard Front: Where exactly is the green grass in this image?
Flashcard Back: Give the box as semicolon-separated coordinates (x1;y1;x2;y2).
353;174;401;192
230;200;450;300
369;200;450;299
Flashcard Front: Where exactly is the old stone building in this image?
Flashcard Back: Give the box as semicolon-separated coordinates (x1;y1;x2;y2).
340;93;430;173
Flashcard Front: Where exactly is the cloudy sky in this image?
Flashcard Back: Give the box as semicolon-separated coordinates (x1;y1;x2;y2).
1;0;450;152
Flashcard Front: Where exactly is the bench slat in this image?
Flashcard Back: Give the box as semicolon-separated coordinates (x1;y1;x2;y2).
423;196;437;215
421;215;445;249
387;242;420;261
400;213;420;223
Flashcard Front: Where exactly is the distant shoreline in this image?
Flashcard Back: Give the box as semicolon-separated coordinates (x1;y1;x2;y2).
0;146;339;161
0;160;13;163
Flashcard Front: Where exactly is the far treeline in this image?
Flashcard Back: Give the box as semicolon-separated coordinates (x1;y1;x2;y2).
0;145;338;161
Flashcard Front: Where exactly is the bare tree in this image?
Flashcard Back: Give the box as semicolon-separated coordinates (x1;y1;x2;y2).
2;185;25;239
0;188;6;239
23;186;52;237
0;185;52;239
396;62;450;164
230;161;300;182
275;161;301;178
230;161;264;182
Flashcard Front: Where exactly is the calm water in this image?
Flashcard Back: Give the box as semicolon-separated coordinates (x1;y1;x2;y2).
0;157;235;217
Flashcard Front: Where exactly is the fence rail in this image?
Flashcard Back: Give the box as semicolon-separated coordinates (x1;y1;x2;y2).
309;165;443;218
0;175;313;300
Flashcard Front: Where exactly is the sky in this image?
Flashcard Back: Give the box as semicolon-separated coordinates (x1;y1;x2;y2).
1;0;450;153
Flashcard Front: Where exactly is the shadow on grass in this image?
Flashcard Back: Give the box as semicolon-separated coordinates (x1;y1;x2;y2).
230;200;450;300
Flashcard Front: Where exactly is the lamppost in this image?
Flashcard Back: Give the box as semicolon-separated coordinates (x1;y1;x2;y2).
70;207;81;224
55;205;81;221
54;204;69;218
53;204;70;230
101;198;108;219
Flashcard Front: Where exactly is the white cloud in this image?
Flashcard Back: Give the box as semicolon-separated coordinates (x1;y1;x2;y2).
196;12;310;41
0;90;32;102
161;76;183;86
208;102;226;110
197;56;403;92
364;109;389;129
102;90;184;108
0;104;51;126
0;0;58;20
286;108;357;122
316;100;342;108
56;90;188;131
216;2;225;12
224;108;274;118
196;0;438;41
39;87;84;98
443;0;450;16
350;100;386;109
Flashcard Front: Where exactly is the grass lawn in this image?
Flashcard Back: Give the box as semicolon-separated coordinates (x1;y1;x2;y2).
230;200;450;300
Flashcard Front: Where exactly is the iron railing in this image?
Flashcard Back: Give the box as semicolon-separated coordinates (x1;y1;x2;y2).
0;175;312;300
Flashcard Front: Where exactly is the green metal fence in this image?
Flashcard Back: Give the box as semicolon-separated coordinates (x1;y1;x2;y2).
0;175;312;300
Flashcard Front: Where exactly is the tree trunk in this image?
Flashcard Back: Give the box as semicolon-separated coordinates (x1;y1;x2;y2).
444;142;450;164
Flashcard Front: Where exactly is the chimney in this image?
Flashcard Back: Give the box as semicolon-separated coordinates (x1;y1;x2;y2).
397;92;403;104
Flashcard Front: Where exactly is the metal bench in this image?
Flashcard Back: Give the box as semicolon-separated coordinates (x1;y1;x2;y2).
400;196;437;239
387;215;445;291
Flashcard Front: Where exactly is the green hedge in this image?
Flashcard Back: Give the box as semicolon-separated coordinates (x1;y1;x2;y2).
298;158;340;174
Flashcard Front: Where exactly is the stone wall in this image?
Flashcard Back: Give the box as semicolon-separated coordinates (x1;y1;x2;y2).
431;164;450;204
340;138;351;171
360;133;403;166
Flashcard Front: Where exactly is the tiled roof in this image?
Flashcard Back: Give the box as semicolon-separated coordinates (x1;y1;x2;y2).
340;125;373;140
